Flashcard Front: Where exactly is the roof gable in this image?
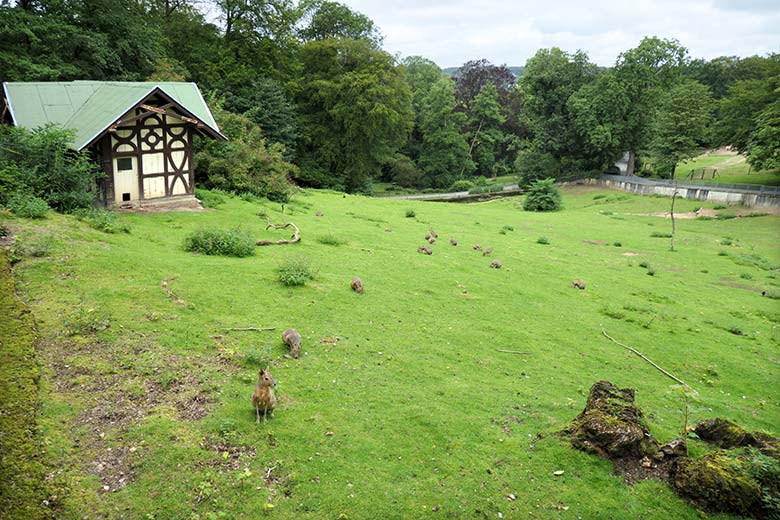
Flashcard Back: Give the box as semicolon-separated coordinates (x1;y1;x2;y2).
3;81;224;150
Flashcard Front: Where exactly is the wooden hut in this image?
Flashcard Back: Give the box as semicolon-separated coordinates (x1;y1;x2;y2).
2;81;226;208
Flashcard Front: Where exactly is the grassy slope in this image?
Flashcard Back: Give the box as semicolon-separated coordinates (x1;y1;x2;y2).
4;187;779;519
0;251;51;519
679;152;780;186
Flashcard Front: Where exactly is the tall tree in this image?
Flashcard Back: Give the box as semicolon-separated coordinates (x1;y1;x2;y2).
466;83;506;177
613;37;688;175
297;0;380;45
417;77;473;187
518;47;597;172
649;79;714;177
294;38;413;191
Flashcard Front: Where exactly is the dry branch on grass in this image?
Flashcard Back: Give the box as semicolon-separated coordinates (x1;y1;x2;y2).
257;217;300;246
161;277;187;306
601;328;690;389
224;327;276;332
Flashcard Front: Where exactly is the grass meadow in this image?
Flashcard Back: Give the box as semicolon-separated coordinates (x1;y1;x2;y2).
2;186;779;519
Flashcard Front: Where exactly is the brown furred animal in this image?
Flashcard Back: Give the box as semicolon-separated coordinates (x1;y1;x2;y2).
571;279;586;290
473;244;482;251
490;259;502;269
427;236;436;244
252;366;277;425
429;228;438;239
315;211;324;217
282;328;302;358
351;277;364;294
417;245;433;255
450;237;457;246
482;246;493;256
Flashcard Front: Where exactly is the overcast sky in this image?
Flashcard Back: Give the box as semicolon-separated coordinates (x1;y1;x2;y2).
343;0;780;68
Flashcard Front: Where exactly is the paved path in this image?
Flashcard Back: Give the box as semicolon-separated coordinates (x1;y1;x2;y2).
385;184;520;201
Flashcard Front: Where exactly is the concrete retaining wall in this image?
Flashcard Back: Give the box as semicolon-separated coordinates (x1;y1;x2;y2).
580;177;780;209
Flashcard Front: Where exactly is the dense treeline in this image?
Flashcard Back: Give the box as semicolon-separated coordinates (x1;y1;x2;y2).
1;0;778;195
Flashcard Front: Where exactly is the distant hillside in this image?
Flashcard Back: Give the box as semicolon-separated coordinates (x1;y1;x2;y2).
442;66;524;79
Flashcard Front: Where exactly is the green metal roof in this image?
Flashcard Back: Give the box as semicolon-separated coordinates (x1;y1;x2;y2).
3;81;224;150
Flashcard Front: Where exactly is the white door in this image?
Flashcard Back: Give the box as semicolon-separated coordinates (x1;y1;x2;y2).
114;156;139;204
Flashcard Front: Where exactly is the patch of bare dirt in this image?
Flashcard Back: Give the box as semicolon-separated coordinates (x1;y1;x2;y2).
712;282;762;293
581;239;607;245
39;332;234;492
200;441;257;471
622;252;641;257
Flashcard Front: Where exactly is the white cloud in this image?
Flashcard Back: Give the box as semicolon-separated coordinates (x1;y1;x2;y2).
345;0;779;67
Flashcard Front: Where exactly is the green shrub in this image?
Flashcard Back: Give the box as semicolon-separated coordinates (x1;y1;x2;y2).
523;178;562;212
647;267;656;276
405;209;416;218
713;204;728;210
697;215;714;221
499;225;514;235
450;179;474;191
195;188;227;208
716;214;737;220
194;105;297;203
73;208;130;234
7;192;50;219
317;234;345;246
651;231;672;238
183;228;256;257
537;236;550;245
278;257;315;286
0;126;100;212
740;273;753;280
639;261;650;268
613;241;622;247
592;194;606;200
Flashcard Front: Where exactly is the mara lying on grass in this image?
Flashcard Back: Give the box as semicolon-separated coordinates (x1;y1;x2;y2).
252;366;277;425
282;328;302;358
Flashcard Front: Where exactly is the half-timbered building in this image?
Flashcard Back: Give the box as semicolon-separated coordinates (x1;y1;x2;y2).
2;81;226;208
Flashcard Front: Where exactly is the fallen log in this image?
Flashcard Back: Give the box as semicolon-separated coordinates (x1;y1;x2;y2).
257;217;300;246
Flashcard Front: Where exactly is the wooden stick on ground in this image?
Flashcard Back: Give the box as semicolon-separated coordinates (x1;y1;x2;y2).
224;327;276;332
601;328;690;388
496;349;532;355
256;217;300;246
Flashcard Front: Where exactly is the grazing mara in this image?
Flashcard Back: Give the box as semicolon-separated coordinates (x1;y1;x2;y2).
482;247;493;256
490;259;502;269
315;211;324;217
417;245;433;255
472;244;482;251
427;236;436;244
252;366;277;425
351;277;364;294
429;228;438;239
450;237;457;246
571;280;586;290
282;328;302;358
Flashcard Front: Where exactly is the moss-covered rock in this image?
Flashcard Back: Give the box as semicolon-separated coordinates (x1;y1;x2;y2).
672;452;765;518
694;418;780;459
568;381;659;459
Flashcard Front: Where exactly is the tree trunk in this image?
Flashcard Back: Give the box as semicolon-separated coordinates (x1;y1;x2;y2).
626;151;636;176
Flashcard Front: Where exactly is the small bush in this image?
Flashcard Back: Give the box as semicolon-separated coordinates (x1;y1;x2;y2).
713;204;728;210
195;188;227;208
718;251;729;257
74;208;130;234
721;238;733;246
523;178;562;212
592;194;606;200
317;234;345;246
745;212;768;218
716;214;737;220
7;192;49;219
740;273;753;280
639;261;650;269
613;241;622;247
450;179;474;191
183;228;256;257
499;225;514;235
405;209;416;218
469;183;503;195
537;236;550;245
651;231;672;238
697;215;714;221
646;267;656;276
278;257;315;286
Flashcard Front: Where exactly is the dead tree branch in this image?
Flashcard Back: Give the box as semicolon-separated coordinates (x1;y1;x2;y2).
224;327;276;332
257;217;300;246
496;349;532;355
601;328;690;389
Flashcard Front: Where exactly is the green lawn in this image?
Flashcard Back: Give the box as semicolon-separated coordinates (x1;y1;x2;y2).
2;187;779;519
679;152;780;186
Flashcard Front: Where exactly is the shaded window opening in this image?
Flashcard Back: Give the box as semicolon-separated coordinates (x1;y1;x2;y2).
117;158;133;171
122;193;131;202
